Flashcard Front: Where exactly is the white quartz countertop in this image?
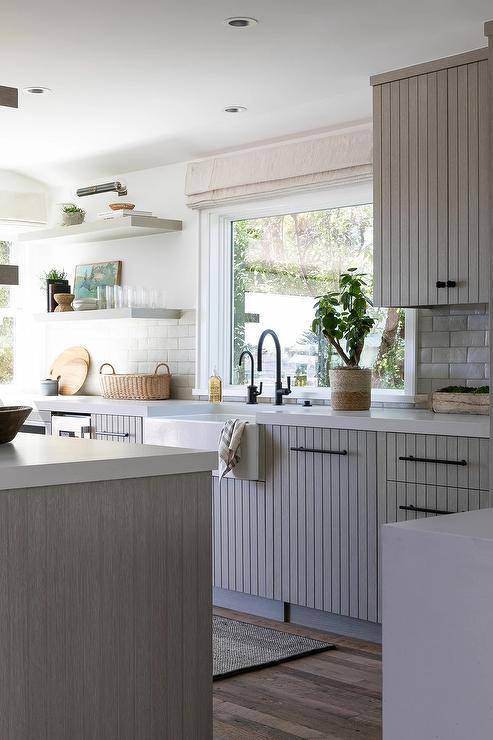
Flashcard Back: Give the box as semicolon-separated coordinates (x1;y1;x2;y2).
2;394;489;437
6;394;191;417
253;406;489;437
0;434;217;490
385;506;493;540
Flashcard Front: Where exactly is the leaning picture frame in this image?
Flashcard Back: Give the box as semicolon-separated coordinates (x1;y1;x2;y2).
73;260;122;300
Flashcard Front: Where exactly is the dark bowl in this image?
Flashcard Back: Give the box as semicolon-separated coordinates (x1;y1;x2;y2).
0;406;32;444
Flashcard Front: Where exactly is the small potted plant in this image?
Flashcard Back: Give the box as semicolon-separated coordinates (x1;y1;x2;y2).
60;203;85;226
40;268;69;312
312;268;375;410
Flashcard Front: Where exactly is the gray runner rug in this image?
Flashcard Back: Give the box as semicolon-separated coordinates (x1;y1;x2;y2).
213;615;335;680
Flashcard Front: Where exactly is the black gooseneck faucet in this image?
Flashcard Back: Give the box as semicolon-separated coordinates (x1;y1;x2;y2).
239;350;263;405
257;329;291;406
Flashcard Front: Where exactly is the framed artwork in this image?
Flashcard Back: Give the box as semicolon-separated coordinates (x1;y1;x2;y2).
73;260;122;299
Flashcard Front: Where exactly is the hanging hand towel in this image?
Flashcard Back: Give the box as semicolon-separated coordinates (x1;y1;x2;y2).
218;418;247;479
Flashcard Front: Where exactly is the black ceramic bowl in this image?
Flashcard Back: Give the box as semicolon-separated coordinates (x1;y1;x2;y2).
0;406;32;444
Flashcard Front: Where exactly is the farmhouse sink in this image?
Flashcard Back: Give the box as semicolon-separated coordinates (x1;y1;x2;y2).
144;413;261;481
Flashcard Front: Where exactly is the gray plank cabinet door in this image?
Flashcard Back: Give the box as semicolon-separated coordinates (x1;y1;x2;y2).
91;414;143;443
212;425;276;599
212;424;380;623
385;433;489;491
372;53;489;307
286;427;379;623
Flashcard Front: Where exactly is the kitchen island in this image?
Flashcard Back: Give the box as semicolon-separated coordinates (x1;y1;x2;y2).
0;434;216;740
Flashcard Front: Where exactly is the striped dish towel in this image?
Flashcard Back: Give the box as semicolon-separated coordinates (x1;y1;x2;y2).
218;418;247;479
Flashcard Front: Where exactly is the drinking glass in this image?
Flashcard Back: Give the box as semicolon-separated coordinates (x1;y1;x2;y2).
123;286;136;307
105;285;115;309
114;285;123;308
96;286;106;310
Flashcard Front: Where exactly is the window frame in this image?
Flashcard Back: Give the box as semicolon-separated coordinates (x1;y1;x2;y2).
195;182;417;403
0;236;20;389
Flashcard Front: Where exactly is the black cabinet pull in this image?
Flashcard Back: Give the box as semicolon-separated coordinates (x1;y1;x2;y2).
400;504;452;515
95;431;130;438
290;446;347;456
436;280;457;288
399;455;467;466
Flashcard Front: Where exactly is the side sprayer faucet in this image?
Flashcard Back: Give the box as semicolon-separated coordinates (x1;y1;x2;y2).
239;350;263;404
257;329;291;406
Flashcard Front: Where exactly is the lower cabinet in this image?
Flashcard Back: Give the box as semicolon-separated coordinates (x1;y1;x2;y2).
90;413;143;443
213;424;379;623
213;424;491;626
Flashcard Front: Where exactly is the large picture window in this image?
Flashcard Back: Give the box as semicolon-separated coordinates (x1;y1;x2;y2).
231;205;405;391
197;184;416;400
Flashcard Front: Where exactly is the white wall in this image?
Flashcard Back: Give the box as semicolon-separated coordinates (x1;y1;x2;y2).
26;160;197;313
14;160;198;392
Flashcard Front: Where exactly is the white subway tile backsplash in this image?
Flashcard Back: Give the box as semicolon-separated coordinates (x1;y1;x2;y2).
179;336;195;350
44;311;197;398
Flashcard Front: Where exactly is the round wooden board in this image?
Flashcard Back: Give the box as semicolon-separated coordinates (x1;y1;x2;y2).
49;346;90;395
54;357;89;396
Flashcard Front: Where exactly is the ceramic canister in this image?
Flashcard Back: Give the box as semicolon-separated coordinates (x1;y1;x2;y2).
40;378;59;396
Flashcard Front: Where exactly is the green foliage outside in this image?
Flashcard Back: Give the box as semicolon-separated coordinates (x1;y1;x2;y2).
0;241;13;384
232;207;405;389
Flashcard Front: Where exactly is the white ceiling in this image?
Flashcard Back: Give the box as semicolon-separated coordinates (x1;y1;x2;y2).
1;0;491;184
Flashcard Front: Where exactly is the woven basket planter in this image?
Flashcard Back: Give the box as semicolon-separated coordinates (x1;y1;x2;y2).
99;362;171;400
330;367;372;411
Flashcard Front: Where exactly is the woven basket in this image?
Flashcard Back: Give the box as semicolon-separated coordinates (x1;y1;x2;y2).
329;367;372;411
99;362;171;400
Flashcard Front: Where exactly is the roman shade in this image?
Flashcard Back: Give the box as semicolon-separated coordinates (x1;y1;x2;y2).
185;126;372;208
0;190;47;225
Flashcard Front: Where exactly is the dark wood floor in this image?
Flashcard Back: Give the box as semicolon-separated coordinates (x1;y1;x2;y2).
213;608;382;740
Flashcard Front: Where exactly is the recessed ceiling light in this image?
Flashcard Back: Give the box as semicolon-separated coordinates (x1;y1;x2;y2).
224;105;247;114
23;86;53;95
224;17;258;28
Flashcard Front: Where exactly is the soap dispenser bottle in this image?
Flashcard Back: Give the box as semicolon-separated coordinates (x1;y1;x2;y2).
208;368;223;403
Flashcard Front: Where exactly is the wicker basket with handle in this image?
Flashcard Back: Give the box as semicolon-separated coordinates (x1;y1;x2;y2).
99;362;172;400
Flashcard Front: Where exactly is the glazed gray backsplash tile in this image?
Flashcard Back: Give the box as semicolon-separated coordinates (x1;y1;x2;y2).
417;304;489;394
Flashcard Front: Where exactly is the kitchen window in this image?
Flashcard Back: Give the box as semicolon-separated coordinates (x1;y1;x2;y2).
196;183;416;401
0;240;14;385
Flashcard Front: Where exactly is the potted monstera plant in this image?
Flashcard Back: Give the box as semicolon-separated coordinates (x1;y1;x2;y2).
312;268;375;410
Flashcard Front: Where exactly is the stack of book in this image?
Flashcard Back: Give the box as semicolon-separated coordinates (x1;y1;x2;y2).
97;210;156;220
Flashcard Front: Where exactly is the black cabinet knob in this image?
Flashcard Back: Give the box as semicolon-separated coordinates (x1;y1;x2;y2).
446;280;456;288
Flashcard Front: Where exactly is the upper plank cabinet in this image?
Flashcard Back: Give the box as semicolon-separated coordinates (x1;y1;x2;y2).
371;49;489;307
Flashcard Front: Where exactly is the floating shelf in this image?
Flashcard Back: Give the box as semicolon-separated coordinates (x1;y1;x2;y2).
35;307;182;321
19;215;182;244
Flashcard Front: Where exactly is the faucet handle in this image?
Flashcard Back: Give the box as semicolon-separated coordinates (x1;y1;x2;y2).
286;375;291;392
258;381;263;396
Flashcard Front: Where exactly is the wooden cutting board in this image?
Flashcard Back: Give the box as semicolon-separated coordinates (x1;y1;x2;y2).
49;346;90;395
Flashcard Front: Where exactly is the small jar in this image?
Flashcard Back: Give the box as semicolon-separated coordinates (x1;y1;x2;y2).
40;378;59;396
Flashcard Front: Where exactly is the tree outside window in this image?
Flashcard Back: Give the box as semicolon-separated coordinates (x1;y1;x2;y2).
231;205;405;390
0;241;14;385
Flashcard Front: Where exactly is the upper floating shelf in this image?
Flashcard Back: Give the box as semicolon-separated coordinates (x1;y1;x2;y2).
34;307;183;321
18;215;183;244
